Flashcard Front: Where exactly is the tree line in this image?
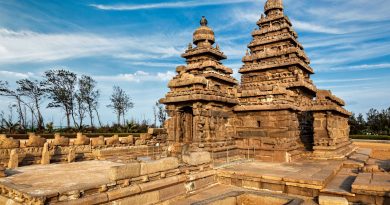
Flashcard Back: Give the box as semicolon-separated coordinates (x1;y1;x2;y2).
0;69;167;134
349;107;390;135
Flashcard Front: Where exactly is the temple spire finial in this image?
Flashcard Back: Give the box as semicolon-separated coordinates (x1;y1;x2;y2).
264;0;283;14
200;16;208;26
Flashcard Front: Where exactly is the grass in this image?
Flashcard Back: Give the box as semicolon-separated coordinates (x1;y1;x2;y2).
4;133;142;140
351;135;390;140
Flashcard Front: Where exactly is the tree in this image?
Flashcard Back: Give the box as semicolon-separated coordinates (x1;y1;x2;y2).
349;113;358;135
78;75;100;127
0;81;27;129
74;91;86;129
356;113;366;134
153;104;157;127
16;79;46;131
107;86;134;125
155;101;167;128
43;70;77;128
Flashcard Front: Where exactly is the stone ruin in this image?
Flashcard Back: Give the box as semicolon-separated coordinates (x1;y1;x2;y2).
160;0;354;163
0;1;388;205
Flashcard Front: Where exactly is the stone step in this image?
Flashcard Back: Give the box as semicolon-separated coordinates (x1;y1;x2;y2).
320;168;357;197
343;148;372;168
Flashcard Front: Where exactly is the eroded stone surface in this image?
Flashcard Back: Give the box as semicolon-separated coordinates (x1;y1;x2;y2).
0;160;123;197
319;195;348;205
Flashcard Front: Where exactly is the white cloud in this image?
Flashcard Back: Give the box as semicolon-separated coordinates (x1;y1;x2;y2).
90;0;257;11
316;64;390;72
315;77;380;84
0;28;186;64
306;0;390;23
231;8;347;35
291;19;345;35
94;71;176;83
0;70;35;79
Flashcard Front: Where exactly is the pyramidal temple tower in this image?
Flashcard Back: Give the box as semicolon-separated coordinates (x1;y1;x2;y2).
233;0;354;162
162;0;355;162
160;17;239;155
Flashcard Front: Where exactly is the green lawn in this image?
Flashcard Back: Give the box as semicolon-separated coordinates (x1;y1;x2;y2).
5;133;142;140
351;135;390;140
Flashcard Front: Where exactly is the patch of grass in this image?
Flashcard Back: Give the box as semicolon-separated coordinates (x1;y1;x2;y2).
351;135;390;140
5;133;142;140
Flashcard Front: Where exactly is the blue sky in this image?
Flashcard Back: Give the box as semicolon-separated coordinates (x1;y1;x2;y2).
0;0;389;126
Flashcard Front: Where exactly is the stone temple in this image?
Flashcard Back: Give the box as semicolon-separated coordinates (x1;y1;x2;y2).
160;0;354;162
0;0;389;205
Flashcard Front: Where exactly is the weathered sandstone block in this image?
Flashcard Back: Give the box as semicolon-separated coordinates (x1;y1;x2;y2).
0;165;6;177
140;133;152;140
109;163;141;181
319;196;348;205
135;139;146;146
41;142;50;165
120;135;134;145
140;157;179;175
183;151;211;166
74;133;90;145
26;133;46;147
0;134;19;149
52;133;69;146
68;148;76;163
106;134;120;145
147;128;167;135
91;136;105;146
8;149;18;169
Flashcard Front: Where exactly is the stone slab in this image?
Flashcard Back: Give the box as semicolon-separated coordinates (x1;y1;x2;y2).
109;163;141;181
319;195;348;205
352;172;390;195
0;160;123;197
218;160;342;187
182;152;211;166
321;168;356;197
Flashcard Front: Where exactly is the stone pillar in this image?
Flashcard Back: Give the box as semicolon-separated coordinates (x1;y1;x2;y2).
184;112;193;143
8;149;18;169
176;113;182;143
41;142;50;165
68;148;76;163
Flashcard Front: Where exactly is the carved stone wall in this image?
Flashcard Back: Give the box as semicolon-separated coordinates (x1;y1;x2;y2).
162;0;354;162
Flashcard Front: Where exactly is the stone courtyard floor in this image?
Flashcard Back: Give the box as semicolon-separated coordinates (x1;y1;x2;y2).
0;160;123;197
0;148;389;204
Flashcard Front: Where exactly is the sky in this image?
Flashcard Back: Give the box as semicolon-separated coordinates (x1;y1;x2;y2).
0;0;389;126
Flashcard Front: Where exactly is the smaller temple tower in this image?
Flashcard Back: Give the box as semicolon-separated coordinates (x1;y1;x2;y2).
160;17;239;156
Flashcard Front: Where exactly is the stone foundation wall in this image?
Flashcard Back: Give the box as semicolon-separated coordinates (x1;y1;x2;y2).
234;110;304;162
313;111;354;159
0;131;166;168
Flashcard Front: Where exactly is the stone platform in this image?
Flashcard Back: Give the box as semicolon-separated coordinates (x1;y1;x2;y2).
0;161;123;203
217;160;343;197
